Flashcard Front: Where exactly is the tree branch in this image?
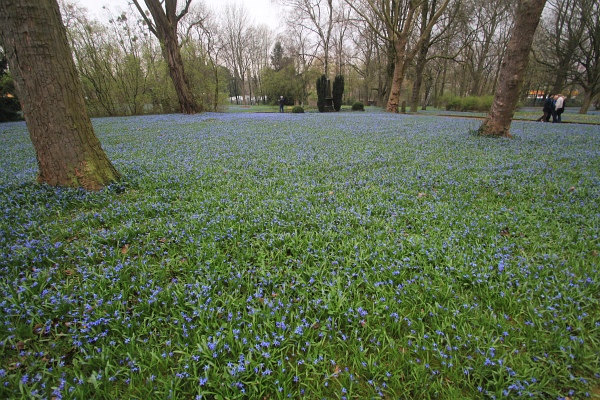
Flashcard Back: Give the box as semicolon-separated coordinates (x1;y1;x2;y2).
131;0;157;36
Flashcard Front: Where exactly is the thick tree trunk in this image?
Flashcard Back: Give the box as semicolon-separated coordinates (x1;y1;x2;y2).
579;90;592;114
137;0;200;114
410;2;431;113
162;32;199;114
550;69;568;95
0;0;120;190
478;0;547;138
386;38;408;113
410;43;429;112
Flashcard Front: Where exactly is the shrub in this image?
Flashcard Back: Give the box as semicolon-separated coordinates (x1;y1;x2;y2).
351;101;365;111
291;105;304;113
333;75;344;112
443;95;462;111
316;74;327;112
443;95;494;112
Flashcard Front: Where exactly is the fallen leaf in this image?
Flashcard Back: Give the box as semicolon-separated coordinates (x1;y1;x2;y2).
333;365;341;376
121;244;129;254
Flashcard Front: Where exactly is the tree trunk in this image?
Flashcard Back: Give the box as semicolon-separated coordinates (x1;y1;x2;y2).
0;0;120;190
410;43;429;112
135;0;200;114
478;0;547;138
213;65;220;112
579;90;592;114
386;38;408;113
162;31;199;114
550;69;568;95
410;1;432;113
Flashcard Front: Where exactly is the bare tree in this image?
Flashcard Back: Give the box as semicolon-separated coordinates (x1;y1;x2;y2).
131;0;200;113
0;0;120;189
409;0;461;111
331;2;353;77
285;22;322;104
62;3;119;116
280;0;336;77
248;25;274;104
534;0;585;95
571;0;600;113
222;3;253;105
479;0;547;137
344;0;451;112
182;4;225;111
463;0;515;96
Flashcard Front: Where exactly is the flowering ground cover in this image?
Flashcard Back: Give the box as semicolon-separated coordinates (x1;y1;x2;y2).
0;112;599;399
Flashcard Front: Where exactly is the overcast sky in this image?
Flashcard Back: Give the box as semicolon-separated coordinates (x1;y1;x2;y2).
71;0;282;30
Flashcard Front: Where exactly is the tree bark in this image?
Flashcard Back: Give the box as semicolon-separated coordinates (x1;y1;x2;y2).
579;89;592;114
133;0;200;114
383;0;450;113
0;0;120;190
478;0;547;138
386;36;409;112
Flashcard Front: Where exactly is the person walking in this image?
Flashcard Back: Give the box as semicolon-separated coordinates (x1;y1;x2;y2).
538;94;554;122
279;96;285;113
551;94;560;123
555;94;565;123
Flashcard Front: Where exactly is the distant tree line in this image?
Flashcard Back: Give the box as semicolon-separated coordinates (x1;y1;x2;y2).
2;0;598;118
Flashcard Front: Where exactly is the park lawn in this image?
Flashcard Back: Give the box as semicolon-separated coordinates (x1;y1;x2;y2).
0;112;599;399
227;104;600;125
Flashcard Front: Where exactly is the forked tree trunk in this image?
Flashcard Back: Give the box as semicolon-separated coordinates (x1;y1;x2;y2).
0;0;120;190
384;0;450;113
478;0;547;137
134;0;200;114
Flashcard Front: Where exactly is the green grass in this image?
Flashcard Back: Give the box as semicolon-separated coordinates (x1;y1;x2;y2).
0;112;599;399
419;107;600;125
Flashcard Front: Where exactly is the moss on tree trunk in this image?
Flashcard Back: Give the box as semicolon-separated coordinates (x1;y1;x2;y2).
0;0;120;190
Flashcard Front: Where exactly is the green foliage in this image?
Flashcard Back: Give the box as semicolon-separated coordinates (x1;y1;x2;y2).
443;95;494;112
351;101;365;111
291;105;304;113
316;74;327;112
0;54;22;122
332;75;344;111
270;41;292;72
262;64;303;105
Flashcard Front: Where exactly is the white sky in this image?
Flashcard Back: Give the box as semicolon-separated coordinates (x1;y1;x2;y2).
71;0;282;29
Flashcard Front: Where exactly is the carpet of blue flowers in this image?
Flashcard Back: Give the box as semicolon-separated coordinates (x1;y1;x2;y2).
1;111;599;399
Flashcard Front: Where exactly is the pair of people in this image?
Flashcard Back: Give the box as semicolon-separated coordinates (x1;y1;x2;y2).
537;94;565;123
